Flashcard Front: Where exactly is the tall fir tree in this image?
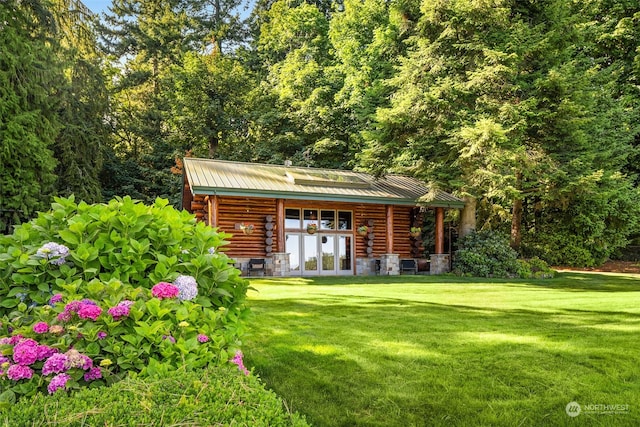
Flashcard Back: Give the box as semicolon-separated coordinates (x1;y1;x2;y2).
362;0;640;265
51;0;110;202
0;0;63;232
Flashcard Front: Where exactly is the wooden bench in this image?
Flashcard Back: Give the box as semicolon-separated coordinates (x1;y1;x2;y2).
247;258;266;276
400;259;417;275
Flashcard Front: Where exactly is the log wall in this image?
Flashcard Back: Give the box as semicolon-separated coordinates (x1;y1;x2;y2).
186;193;422;261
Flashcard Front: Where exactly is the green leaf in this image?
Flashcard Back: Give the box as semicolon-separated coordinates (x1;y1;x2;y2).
0;299;18;308
58;230;80;246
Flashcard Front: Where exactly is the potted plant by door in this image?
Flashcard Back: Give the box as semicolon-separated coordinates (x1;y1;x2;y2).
409;227;422;238
307;223;318;234
357;225;369;237
239;223;255;235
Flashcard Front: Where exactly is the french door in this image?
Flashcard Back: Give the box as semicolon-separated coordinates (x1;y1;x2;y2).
286;233;353;276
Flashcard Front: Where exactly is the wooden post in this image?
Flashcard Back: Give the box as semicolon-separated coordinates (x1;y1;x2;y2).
276;199;285;252
206;195;218;227
386;205;394;253
435;207;444;254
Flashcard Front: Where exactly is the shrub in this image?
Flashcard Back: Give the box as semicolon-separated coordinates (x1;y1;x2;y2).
0;366;310;427
453;230;520;278
0;196;250;401
454;231;555;279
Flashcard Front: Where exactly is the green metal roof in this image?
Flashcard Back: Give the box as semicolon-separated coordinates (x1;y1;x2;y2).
183;158;465;208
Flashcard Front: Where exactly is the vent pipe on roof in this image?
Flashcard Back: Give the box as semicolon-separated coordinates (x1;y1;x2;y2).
284;160;292;167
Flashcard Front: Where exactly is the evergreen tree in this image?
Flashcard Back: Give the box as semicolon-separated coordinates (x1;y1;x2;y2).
0;0;62;232
362;0;639;265
51;0;110;202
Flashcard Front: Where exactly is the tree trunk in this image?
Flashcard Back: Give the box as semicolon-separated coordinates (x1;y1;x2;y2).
208;133;219;158
510;172;523;250
458;196;476;238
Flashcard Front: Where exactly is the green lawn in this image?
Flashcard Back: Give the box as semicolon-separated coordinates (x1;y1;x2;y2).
242;273;640;427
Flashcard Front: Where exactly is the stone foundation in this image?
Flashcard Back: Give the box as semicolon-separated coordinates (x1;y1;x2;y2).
430;254;450;274
356;257;378;275
380;253;400;275
271;252;289;277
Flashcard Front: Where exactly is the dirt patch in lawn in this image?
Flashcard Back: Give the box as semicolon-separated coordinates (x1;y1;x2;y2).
553;260;640;274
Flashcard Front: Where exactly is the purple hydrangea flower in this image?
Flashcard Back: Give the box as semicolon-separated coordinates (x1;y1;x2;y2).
3;335;24;345
36;345;58;361
197;334;209;343
49;293;63;305
152;283;180;300
162;335;176;344
33;322;49;334
57;311;72;322
48;373;71;394
36;242;70;265
64;350;92;370
174;275;198;301
83;367;102;381
42;353;69;375
7;364;34;380
97;331;107;340
13;339;39;365
63;300;82;314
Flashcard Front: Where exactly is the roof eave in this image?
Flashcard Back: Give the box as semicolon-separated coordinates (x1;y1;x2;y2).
190;186;446;206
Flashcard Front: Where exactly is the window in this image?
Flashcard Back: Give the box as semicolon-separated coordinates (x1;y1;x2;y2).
285;209;300;229
320;210;335;230
338;211;352;230
303;209;318;228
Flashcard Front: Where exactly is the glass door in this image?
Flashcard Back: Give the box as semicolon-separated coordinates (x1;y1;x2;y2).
302;234;319;275
338;235;353;274
285;208;353;276
321;235;335;274
286;234;301;273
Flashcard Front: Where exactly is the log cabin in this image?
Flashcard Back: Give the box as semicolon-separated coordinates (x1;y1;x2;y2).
181;158;464;276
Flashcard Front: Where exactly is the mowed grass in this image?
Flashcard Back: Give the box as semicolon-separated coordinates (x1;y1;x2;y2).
242;272;640;427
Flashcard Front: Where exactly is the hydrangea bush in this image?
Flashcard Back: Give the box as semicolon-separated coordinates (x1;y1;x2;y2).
0;196;251;403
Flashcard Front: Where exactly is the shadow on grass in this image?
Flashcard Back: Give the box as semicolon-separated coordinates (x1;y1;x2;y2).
250;271;640;292
245;295;640;427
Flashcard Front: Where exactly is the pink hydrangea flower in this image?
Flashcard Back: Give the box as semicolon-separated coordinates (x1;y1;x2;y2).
64;301;82;314
33;322;49;334
151;282;180;300
48;373;71;394
231;350;249;376
36;345;58;361
197;334;209;343
107;300;134;320
13;339;39;365
42;353;68;375
7;364;34;380
57;311;72;322
77;304;102;321
2;335;24;345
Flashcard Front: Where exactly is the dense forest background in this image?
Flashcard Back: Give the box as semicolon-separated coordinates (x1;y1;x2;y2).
1;0;640;266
